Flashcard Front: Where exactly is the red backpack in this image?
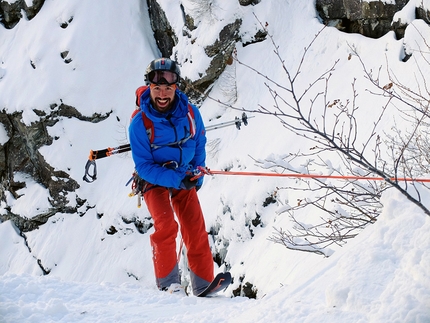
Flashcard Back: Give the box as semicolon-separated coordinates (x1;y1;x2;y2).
131;86;196;145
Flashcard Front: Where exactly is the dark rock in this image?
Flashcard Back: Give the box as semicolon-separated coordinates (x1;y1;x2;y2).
147;0;178;58
232;279;258;299
416;5;430;24
239;0;261;5
181;19;242;104
0;0;45;29
59;16;73;29
0;106;111;232
146;2;242;104
242;28;268;47
316;0;410;39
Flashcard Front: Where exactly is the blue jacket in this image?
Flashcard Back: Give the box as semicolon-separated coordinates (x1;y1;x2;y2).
129;88;206;189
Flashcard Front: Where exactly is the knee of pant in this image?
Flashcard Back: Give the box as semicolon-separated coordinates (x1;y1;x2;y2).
151;220;179;244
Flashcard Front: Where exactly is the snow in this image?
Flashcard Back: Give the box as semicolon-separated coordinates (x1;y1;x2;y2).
1;0;430;322
394;0;430;24
8;173;52;219
0;122;8;145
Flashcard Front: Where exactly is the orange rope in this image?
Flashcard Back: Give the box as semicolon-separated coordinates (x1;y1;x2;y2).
204;169;430;183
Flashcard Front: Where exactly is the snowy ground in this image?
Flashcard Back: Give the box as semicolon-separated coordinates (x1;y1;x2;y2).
1;0;430;322
1;189;429;322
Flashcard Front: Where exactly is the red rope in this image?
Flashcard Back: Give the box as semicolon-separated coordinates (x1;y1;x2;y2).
199;167;430;183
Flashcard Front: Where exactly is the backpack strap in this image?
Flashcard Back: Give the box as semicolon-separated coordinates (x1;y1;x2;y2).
141;111;155;143
131;86;154;142
186;104;196;137
135;85;149;107
130;86;149;120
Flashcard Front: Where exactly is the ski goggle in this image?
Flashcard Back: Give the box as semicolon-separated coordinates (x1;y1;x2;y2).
147;70;179;85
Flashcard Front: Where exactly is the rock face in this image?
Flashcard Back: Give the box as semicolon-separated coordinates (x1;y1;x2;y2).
0;0;267;233
416;5;430;24
0;105;110;232
2;0;428;232
316;0;410;39
146;2;244;104
0;0;45;29
147;0;178;58
181;16;243;104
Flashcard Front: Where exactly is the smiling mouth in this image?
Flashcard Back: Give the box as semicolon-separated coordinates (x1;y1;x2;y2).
155;98;171;109
157;98;169;105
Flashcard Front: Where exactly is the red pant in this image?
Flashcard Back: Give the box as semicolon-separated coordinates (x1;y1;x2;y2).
144;186;214;294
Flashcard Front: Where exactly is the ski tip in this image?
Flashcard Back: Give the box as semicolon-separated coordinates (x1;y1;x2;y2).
197;272;232;297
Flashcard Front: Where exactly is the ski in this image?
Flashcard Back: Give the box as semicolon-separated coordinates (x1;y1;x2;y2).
197;272;231;297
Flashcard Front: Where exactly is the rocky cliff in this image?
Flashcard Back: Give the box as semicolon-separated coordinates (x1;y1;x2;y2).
1;0;428;233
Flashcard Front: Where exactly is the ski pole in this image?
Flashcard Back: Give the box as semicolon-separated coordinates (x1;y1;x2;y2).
205;113;254;131
83;113;252;182
195;167;430;183
87;113;251;162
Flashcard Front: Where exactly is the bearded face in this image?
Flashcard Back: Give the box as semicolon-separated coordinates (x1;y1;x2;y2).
149;84;176;113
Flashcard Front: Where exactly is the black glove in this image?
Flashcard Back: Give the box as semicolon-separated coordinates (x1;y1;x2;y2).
180;175;197;190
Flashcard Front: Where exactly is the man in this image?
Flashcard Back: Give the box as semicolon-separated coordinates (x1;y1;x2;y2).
128;58;214;295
